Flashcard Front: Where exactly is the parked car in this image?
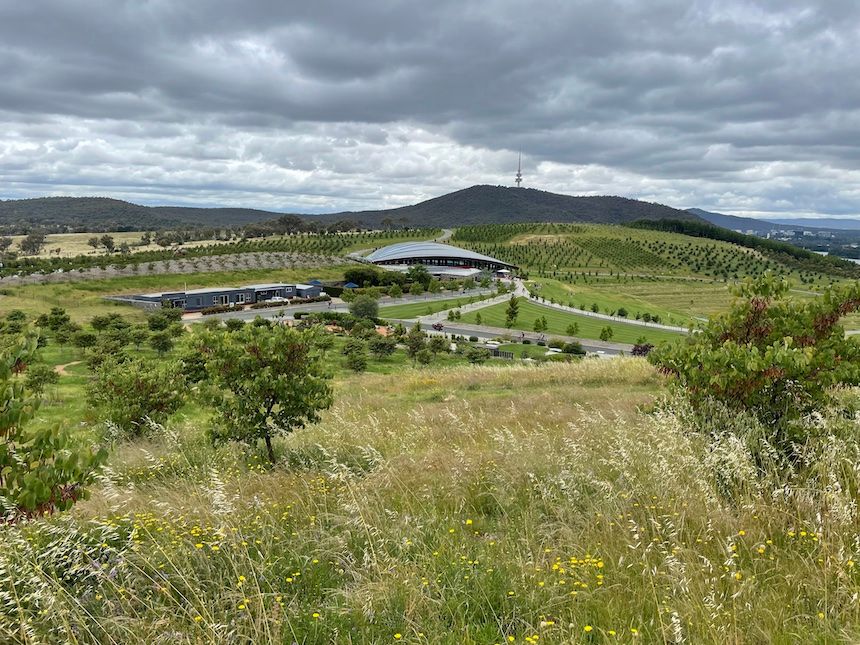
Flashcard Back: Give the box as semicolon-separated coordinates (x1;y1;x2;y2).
431;322;444;331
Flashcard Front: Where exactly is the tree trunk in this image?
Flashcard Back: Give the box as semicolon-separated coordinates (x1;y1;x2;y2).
264;430;275;464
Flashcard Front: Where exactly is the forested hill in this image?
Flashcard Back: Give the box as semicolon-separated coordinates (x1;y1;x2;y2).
0;186;703;233
0;197;284;233
312;185;703;228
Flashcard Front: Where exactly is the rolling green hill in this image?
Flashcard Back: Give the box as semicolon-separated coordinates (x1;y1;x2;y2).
0;186;703;234
313;185;703;228
0;197;285;233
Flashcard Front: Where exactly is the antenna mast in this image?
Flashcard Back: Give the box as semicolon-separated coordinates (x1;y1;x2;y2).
515;152;523;188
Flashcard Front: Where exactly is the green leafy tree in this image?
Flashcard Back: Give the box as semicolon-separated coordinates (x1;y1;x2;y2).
405;325;427;364
415;348;434;366
409;282;425;296
407;264;432;289
344;342;369;372
199;325;334;463
24;362;60;397
129;326;150;349
388;283;403;299
428;336;449;355
505;296;520;328
349;294;379;320
150;330;174;354
475;312;483;326
368;335;397;359
428;279;442;294
37;307;71;332
88;357;186;437
650;274;860;446
19;231;46;255
147;308;182;332
599;326;614;342
2;332;106;520
566;322;579;336
100;234;116;253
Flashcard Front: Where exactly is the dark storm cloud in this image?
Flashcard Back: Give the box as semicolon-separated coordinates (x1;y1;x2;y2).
1;0;859;217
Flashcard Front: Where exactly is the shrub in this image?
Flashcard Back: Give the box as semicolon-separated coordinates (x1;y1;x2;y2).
1;332;106;521
650;273;860;458
200;304;236;315
562;341;585;355
469;335;479;342
466;346;491;364
88;357;187;438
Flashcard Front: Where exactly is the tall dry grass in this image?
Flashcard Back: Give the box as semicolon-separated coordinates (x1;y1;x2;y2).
1;358;858;643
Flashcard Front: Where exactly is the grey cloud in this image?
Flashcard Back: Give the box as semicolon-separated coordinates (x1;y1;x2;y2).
1;1;859;218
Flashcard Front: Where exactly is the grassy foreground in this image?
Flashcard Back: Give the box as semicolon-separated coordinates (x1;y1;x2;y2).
2;358;858;643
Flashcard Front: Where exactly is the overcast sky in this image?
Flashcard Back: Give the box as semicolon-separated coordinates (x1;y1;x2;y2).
1;1;859;219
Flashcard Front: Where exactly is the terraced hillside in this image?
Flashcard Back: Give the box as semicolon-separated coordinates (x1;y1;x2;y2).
452;223;847;328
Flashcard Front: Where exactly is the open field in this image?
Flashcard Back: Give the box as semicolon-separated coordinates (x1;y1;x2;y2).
4;358;859;643
379;294;494;319
6;229;440;261
460;298;684;345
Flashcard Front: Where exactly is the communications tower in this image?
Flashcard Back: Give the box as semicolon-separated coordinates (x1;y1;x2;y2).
515;152;523;187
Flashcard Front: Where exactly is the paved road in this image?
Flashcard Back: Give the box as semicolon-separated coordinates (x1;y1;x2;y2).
395;320;632;357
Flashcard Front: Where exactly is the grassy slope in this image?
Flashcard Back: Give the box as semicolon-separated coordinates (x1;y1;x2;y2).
379;294;493;319
3;359;857;643
458;223;849;328
460;299;684;345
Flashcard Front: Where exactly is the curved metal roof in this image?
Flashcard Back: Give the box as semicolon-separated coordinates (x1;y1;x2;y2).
365;242;516;268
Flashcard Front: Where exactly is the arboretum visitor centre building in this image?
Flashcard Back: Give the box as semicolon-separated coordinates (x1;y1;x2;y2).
364;242;517;278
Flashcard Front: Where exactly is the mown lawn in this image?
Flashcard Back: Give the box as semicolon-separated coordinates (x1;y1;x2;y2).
379;293;493;319
460;298;685;345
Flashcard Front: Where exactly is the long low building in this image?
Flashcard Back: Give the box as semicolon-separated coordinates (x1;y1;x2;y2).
131;282;323;310
364;241;518;277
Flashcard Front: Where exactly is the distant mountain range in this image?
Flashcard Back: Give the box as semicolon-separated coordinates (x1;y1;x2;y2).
0;186;701;233
4;187;856;235
688;208;860;233
0;197;284;233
